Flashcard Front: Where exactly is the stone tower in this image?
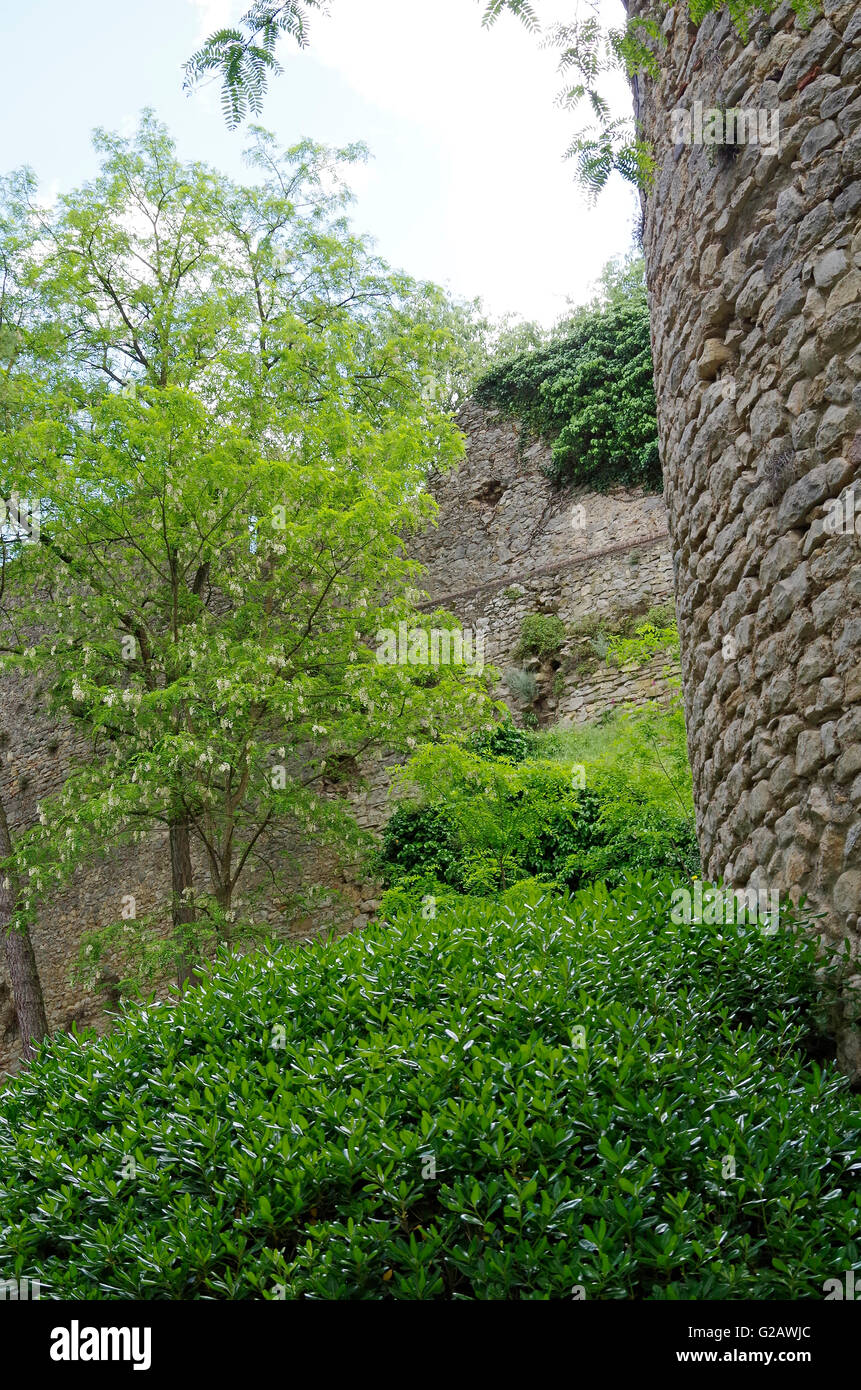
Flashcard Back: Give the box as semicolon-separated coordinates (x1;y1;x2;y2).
629;0;861;1069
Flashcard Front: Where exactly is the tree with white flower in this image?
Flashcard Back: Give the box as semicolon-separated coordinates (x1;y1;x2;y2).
0;115;493;992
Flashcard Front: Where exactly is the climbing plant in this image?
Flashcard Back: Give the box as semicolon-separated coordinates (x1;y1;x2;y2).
474;293;660;491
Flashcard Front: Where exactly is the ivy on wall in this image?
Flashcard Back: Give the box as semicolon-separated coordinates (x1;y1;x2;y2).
474;297;661;493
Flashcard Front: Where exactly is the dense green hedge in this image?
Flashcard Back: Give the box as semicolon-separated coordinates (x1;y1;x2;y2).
474;300;660;492
0;879;857;1299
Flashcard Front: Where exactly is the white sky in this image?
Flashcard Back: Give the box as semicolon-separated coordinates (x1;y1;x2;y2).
304;0;640;323
0;0;639;326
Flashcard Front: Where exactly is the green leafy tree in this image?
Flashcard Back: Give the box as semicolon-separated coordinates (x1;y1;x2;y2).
0;171;51;1058
553;252;647;335
0;116;491;988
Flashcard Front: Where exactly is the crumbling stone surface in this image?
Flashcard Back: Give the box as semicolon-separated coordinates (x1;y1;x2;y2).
414;401;676;722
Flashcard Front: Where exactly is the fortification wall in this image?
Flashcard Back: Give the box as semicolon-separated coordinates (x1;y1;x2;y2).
415;401;677;721
628;0;861;1069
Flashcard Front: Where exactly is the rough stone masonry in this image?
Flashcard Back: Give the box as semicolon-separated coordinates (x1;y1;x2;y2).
627;0;861;1070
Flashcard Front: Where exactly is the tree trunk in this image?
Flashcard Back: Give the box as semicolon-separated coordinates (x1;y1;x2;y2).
169;818;200;989
0;794;48;1063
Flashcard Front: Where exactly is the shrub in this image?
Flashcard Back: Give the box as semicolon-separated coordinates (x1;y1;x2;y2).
503;667;538;705
378;875;459;922
378;805;462;890
515;613;567;661
564;604;680;679
642;601;676;629
385;739;699;895
0;881;856;1299
466;719;535;764
562;784;701;885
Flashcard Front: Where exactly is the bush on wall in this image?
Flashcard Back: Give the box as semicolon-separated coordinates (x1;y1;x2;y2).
515;613;568;661
474;298;660;493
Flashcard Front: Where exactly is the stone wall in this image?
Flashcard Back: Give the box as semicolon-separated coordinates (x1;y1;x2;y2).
628;0;861;1070
0;402;676;1074
414;401;677;723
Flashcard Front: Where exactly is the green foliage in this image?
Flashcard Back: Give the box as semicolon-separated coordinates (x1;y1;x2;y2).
482;0;540;33
485;1;822;195
390;750;577;894
475;296;660;492
575;254;648;320
515;613;567;661
466;718;536;764
565;603;679;679
537;699;694;820
683;0;822;34
184;3;824;196
1;882;857;1299
377;874;458;923
404;290;508;415
606;617;680;669
379;805;463;891
184;1;326;129
0;116;491;982
565;792;700;886
386;726;699;897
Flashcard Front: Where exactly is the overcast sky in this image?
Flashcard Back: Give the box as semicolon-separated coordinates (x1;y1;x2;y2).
0;0;639;325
